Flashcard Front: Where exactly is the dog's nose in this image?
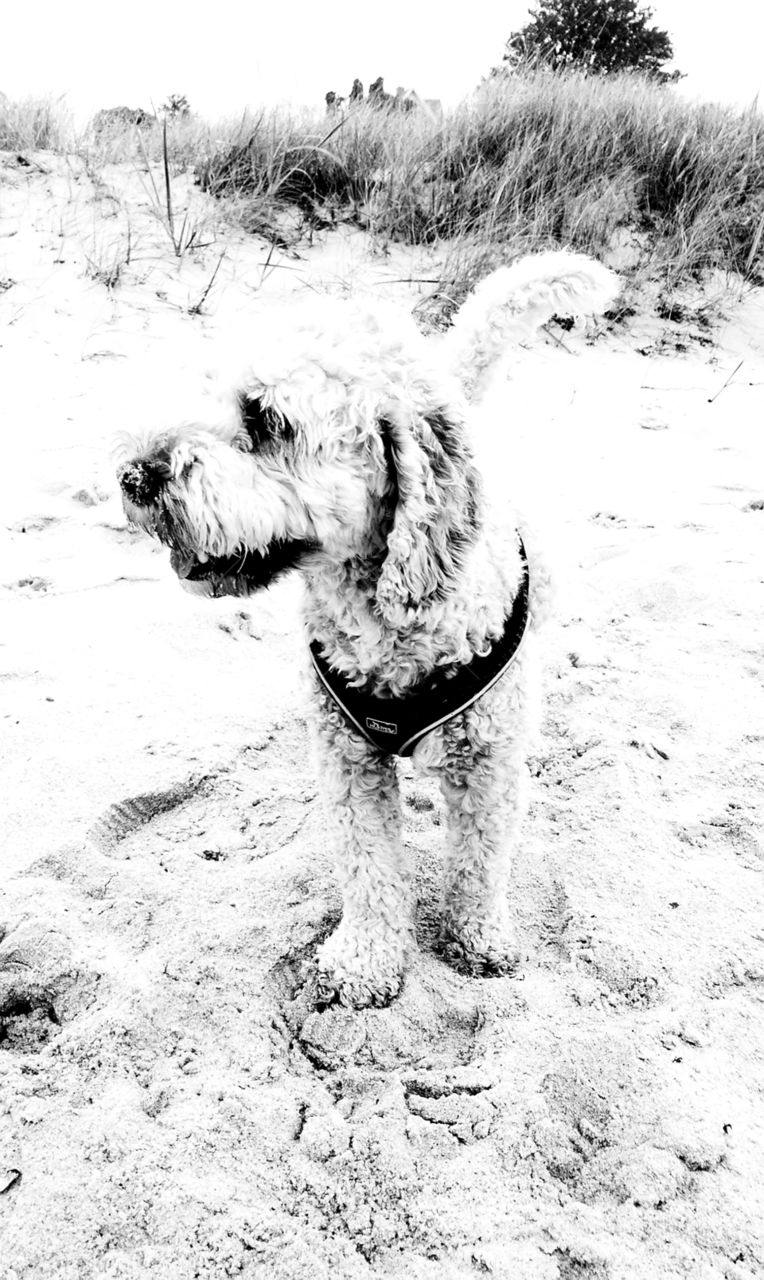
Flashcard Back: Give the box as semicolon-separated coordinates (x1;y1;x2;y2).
118;459;167;507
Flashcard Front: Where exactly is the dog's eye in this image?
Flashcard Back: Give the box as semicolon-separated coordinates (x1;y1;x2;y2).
237;393;294;450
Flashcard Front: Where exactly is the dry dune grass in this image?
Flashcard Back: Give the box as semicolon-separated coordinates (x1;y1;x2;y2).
4;65;763;294
191;69;764;285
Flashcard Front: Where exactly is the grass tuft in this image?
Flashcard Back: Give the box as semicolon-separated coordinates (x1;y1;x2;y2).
0;95;72;150
134;119;213;257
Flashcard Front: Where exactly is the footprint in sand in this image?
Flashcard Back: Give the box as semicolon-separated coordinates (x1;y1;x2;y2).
9;515;60;534
5;575;51;594
0;917;96;1055
87;775;216;854
590;510;628;526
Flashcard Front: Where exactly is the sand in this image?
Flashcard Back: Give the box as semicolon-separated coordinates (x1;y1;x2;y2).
1;149;763;1279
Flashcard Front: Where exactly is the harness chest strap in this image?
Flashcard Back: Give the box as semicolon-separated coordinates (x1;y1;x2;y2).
309;543;530;758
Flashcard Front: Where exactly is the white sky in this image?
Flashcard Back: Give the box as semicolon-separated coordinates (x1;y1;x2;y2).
2;0;761;121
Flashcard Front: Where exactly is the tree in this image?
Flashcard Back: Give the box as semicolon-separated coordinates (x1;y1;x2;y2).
161;94;191;118
499;0;681;82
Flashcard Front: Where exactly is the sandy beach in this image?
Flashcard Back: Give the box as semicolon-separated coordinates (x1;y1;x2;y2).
1;148;763;1279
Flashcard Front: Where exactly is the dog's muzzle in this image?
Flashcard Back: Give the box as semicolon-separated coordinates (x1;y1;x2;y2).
117;454;316;597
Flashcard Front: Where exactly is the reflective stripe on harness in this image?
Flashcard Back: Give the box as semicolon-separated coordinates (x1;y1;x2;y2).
309;542;530;758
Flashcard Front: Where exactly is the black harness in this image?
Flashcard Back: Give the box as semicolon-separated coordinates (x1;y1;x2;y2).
309;543;530;757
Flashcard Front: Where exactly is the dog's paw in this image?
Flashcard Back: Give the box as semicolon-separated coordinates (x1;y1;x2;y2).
315;922;408;1009
438;913;521;978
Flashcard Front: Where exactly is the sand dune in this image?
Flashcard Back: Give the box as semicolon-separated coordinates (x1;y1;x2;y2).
1;150;763;1279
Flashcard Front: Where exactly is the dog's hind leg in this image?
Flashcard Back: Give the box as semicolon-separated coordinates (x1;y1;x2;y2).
312;703;413;1008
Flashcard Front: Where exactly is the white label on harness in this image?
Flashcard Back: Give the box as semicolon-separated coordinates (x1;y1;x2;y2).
367;717;398;735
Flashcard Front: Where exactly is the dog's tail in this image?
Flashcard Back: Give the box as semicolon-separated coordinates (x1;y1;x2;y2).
441;252;619;402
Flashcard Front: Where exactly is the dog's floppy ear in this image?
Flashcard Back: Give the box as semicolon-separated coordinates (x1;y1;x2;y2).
375;407;482;626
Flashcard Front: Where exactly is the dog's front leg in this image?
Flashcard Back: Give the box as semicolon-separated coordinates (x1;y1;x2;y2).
312;704;412;1008
438;701;528;977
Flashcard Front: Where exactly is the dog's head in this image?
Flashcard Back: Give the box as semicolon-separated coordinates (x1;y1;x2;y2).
117;392;377;598
118;304;483;618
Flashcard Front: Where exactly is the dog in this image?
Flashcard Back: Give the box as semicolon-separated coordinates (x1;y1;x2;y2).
117;252;618;1008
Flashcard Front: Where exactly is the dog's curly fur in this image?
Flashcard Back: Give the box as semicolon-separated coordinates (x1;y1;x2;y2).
118;252;618;1008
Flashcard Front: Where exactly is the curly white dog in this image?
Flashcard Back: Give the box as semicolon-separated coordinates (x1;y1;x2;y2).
118;252;618;1008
